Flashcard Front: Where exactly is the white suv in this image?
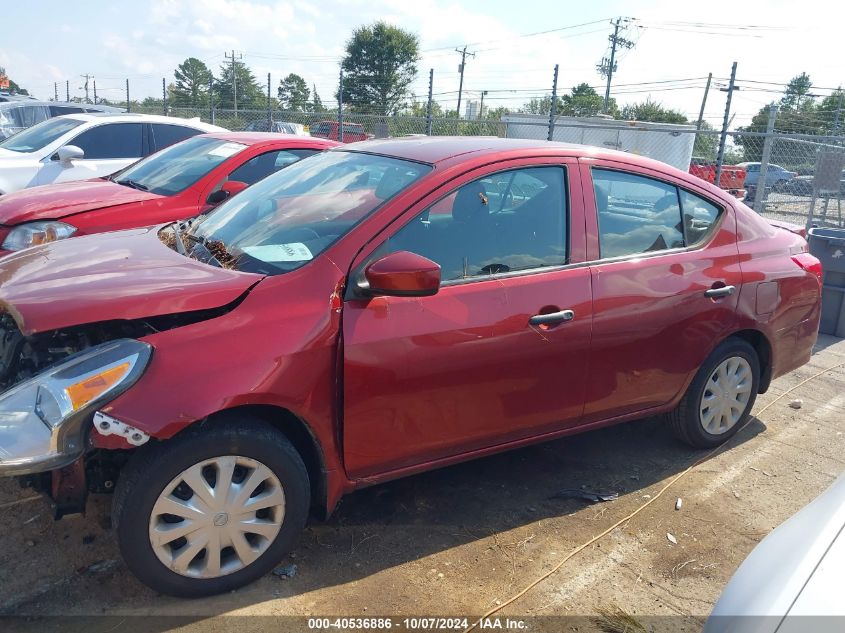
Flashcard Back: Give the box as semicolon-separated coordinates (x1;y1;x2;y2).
0;113;225;194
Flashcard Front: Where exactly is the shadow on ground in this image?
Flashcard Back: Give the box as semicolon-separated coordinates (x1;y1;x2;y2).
4;414;766;625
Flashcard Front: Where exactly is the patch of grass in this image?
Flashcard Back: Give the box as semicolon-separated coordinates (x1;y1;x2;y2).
593;605;651;633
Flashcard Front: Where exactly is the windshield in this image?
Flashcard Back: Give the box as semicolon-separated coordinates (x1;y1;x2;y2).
113;136;246;196
0;117;83;153
189;150;431;274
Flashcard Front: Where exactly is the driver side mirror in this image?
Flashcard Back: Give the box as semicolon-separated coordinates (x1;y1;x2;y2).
206;180;248;205
54;145;84;165
361;251;441;297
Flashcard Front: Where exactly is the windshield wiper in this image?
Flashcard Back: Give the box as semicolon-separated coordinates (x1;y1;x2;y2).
116;179;149;191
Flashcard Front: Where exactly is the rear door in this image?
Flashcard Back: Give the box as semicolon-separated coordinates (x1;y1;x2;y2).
580;159;742;423
342;158;593;478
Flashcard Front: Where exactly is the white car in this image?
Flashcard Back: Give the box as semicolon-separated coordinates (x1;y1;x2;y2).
0;113;225;194
705;471;845;633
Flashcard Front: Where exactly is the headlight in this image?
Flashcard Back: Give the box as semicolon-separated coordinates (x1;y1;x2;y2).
2;221;77;251
0;339;152;475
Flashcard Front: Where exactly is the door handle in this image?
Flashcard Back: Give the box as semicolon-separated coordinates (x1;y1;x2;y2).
529;309;575;326
704;285;736;299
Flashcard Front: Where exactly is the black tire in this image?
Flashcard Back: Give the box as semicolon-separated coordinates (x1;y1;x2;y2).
666;338;760;449
112;415;310;598
772;179;787;193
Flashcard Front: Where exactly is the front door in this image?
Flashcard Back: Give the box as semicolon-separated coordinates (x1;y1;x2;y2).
580;160;743;422
36;122;143;185
342;160;593;478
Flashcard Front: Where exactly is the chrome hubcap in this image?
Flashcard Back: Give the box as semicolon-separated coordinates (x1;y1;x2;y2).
149;456;285;579
699;356;752;435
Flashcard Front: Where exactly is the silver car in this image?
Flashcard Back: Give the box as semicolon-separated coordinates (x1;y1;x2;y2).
0;100;124;139
705;471;845;633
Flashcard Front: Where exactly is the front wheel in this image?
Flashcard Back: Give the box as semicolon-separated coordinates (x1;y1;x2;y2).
112;416;310;597
667;338;760;449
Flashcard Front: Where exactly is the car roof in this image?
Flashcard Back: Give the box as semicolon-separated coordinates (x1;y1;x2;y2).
341;136;660;167
196;131;336;146
56;112;223;130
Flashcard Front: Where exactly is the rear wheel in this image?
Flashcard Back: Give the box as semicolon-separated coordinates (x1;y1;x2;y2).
112;416;310;597
667;338;759;448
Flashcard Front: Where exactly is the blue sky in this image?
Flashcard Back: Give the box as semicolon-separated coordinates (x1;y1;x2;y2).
2;0;843;127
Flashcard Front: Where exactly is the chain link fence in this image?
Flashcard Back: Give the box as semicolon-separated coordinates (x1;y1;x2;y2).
130;103;845;230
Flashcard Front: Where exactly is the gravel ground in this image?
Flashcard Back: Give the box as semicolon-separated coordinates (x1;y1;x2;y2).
1;334;844;632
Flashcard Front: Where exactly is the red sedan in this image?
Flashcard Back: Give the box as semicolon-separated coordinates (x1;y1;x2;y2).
0;138;821;597
0;132;338;256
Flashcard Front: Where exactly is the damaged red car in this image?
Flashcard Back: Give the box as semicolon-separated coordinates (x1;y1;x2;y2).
0;138;822;597
0;132;337;257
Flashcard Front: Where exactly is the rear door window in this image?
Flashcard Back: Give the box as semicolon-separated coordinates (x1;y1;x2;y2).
592;168;684;258
150;123;201;153
70;123;143;159
227;149;320;185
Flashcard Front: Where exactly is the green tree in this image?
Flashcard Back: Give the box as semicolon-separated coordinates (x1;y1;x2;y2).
311;84;325;112
0;67;28;95
780;72;813;110
560;83;615;117
277;73;310;111
520;85;617;118
520;96;552;115
214;60;264;110
339;21;419;115
736;73;826;163
620;98;688;123
171;57;212;107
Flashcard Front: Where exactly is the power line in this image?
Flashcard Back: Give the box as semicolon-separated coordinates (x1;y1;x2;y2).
421;18;612;53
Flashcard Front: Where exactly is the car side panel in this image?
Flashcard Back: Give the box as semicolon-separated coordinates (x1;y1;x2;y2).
732;203;821;379
100;257;349;508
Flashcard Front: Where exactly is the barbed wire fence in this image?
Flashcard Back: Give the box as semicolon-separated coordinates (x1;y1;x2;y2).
51;65;845;229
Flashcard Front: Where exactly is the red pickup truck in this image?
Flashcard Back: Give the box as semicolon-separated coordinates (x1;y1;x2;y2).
310;120;370;143
689;158;746;198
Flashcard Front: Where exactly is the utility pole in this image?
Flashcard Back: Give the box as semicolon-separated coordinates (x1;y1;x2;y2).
126;78;130;112
209;74;214;124
162;77;167;115
426;68;434;136
66;80;70;102
548;64;559;142
338;67;344;143
714;61;739;187
225;50;242;116
267;72;272;130
93;79;97;105
480;90;488;118
597;17;635;112
81;74;92;103
696;73;713;131
54;82;58;101
455;45;476;120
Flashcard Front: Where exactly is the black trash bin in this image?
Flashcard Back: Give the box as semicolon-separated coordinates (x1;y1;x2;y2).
808;227;845;337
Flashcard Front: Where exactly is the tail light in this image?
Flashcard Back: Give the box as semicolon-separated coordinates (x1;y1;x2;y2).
792;252;823;284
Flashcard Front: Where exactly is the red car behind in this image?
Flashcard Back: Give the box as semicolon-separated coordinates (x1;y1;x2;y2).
310;120;370;143
689;157;747;197
0;132;338;256
0;138;821;598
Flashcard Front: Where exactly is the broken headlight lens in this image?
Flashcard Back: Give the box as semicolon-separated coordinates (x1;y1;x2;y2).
0;339;152;475
2;221;77;251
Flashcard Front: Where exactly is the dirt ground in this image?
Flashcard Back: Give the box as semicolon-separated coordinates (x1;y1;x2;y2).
1;334;844;632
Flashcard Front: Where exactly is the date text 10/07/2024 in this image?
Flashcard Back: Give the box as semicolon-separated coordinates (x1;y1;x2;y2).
306;617;528;630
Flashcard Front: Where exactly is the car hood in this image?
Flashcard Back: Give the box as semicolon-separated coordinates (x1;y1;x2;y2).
0;179;161;224
0;226;263;335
